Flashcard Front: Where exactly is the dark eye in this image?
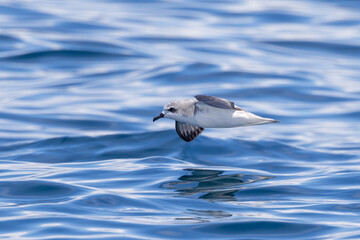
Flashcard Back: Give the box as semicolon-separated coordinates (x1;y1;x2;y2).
168;107;176;113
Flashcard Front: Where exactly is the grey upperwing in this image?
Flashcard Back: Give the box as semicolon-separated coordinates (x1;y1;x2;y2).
194;95;242;110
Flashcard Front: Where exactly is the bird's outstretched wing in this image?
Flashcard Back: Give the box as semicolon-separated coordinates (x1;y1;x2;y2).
195;95;241;110
175;121;204;142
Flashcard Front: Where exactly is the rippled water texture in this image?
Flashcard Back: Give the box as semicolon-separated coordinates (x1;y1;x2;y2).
1;0;360;239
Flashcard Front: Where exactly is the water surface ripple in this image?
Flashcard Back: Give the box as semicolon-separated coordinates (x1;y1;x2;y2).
0;0;360;239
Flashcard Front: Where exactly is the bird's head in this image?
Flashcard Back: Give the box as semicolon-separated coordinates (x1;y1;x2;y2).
153;102;180;122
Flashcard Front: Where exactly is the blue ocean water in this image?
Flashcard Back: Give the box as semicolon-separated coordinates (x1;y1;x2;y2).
0;0;360;239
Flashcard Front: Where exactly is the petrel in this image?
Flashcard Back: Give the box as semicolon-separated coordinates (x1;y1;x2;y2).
153;95;279;142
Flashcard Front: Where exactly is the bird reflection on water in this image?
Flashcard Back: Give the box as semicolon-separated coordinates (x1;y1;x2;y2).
161;169;273;201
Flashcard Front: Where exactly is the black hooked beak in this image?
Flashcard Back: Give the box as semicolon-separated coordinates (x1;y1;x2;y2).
153;113;165;122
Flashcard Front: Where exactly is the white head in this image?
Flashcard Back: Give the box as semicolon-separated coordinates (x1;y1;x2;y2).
153;99;196;122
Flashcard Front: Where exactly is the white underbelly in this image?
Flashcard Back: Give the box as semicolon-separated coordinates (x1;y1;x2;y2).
192;108;241;128
171;103;276;128
192;107;273;128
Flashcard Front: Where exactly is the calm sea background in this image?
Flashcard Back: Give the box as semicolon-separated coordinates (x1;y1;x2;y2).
0;0;360;239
